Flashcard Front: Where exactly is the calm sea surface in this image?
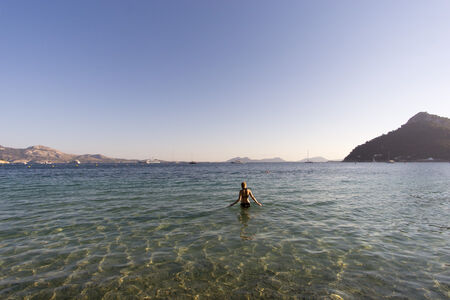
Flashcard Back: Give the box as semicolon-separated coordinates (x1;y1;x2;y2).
0;163;449;299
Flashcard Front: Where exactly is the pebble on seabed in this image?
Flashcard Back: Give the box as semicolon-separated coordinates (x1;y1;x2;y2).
330;294;344;300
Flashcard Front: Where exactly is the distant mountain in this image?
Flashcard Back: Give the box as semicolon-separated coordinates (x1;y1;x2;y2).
298;156;328;163
226;157;286;163
344;112;450;162
0;145;139;164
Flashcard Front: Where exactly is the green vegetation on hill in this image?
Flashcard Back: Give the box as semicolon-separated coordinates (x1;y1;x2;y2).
344;112;450;162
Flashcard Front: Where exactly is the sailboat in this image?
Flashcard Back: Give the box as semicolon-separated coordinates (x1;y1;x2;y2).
304;150;313;163
387;151;395;163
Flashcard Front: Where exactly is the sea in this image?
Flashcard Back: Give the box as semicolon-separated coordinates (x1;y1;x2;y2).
0;162;449;299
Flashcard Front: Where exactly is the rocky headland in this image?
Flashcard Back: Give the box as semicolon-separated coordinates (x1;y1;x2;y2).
344;112;450;162
0;145;139;164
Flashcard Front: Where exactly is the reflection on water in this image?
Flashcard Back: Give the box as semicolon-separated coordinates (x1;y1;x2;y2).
239;207;253;240
0;163;449;299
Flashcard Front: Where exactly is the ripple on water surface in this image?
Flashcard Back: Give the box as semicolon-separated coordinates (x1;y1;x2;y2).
0;163;449;299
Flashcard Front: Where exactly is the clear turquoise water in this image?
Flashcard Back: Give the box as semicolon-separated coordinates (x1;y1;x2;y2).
0;163;449;299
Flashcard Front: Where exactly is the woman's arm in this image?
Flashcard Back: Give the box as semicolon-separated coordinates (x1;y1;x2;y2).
249;190;262;206
229;191;242;207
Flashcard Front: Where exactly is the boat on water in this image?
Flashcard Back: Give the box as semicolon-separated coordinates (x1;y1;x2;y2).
387;152;395;163
139;159;160;164
304;150;313;163
230;160;244;164
189;161;197;164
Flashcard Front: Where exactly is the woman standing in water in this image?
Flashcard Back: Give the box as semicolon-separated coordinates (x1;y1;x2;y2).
229;182;263;208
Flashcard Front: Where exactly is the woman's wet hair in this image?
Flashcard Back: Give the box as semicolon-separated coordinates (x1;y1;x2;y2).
241;182;247;189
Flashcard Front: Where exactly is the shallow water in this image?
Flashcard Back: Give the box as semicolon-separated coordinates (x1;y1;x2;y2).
0;162;449;299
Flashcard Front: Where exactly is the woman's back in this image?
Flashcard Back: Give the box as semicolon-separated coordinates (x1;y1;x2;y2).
241;188;250;203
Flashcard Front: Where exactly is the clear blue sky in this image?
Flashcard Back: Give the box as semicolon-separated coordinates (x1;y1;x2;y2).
1;1;449;161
